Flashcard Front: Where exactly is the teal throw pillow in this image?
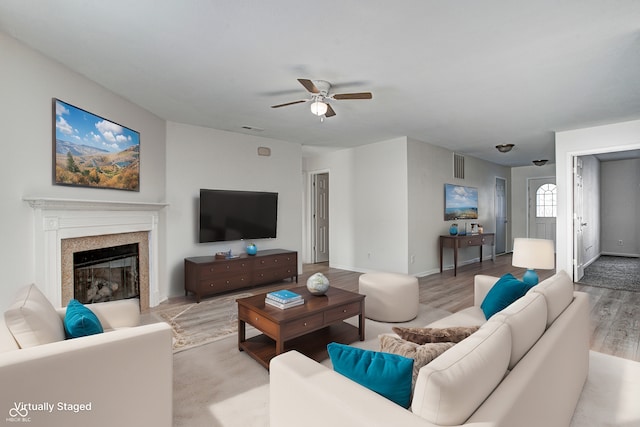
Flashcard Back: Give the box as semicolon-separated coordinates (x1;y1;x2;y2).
327;342;413;408
480;273;531;319
64;299;104;339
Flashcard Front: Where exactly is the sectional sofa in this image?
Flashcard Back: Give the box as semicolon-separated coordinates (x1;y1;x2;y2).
270;270;590;427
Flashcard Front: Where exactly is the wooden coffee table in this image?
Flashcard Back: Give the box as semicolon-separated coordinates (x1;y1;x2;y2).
237;287;365;369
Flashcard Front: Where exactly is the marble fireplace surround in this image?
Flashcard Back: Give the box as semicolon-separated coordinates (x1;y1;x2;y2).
24;197;167;310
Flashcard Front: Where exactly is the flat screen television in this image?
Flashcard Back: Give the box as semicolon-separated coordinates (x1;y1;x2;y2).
199;189;278;243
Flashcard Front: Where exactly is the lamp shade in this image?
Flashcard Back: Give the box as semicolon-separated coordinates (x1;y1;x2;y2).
512;238;555;270
310;101;328;116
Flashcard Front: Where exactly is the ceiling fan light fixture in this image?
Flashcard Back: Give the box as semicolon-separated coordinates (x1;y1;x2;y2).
310;100;328;116
532;159;548;166
496;143;515;153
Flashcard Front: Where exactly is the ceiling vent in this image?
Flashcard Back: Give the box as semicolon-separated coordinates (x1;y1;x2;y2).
453;153;465;179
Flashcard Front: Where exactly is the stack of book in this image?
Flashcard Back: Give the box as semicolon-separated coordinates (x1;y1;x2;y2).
265;289;304;309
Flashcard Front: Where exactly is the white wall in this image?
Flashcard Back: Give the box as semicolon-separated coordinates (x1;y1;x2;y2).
165;122;303;297
304;137;509;275
304;138;408;273
555;119;640;275
304;148;357;270
600;158;640;256
408;140;510;276
353;138;408;273
0;33;167;309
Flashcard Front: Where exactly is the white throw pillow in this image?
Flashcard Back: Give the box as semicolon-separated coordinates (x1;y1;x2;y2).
4;284;66;348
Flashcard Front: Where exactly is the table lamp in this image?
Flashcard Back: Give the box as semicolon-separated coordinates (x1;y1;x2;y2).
511;238;555;286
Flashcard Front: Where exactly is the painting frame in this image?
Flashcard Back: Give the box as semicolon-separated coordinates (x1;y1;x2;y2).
444;183;478;220
53;98;140;191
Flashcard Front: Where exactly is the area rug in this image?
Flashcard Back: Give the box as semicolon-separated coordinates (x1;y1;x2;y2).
153;292;253;352
171;306;640;427
172;303;452;427
578;255;640;292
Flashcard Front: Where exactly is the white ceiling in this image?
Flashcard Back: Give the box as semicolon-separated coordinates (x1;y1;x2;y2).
2;0;640;166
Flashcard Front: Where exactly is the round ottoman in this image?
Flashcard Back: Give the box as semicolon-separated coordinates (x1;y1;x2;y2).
358;272;419;322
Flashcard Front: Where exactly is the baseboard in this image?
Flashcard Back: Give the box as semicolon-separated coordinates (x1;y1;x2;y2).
600;252;640;258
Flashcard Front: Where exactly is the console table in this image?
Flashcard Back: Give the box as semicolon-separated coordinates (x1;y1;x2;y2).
184;249;298;302
439;234;495;276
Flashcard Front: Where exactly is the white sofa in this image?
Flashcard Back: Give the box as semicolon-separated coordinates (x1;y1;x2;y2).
270;270;590;427
0;284;173;427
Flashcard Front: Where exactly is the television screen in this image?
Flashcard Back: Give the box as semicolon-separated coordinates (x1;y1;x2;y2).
199;189;278;243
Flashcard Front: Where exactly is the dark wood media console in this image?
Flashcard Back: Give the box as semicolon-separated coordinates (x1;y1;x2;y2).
184;249;298;302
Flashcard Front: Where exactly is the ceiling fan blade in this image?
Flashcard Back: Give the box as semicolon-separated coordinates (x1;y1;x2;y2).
325;104;336;117
271;100;307;108
332;92;373;100
298;78;320;94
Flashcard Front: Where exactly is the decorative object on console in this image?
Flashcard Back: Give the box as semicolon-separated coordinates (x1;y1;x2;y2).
449;223;458;236
246;243;257;255
327;342;413;408
306;272;330;296
53;99;140;191
511;237;555;286
495;143;515;153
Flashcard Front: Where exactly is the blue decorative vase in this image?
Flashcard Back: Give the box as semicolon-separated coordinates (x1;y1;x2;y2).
246;244;257;256
449;224;458;236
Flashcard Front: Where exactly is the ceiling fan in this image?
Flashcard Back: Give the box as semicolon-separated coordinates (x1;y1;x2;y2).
271;79;373;118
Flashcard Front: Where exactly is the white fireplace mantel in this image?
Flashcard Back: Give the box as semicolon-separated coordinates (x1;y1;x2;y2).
24;197;168;211
24;197;168;308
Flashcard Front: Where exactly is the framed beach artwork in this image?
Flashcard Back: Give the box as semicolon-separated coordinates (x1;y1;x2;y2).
53;98;140;191
444;184;478;220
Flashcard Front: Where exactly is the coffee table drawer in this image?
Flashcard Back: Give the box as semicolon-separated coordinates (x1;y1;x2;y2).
324;302;361;324
239;306;278;338
281;313;324;339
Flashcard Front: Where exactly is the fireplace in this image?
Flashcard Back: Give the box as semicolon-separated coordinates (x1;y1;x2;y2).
24;197;167;309
73;243;140;304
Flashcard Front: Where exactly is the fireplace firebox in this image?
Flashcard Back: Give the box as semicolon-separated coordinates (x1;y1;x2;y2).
73;243;140;304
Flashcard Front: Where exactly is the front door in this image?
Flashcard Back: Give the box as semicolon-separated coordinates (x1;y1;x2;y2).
528;177;557;243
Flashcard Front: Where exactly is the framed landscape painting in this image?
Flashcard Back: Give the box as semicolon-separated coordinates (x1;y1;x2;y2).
444;184;478;220
53;99;140;191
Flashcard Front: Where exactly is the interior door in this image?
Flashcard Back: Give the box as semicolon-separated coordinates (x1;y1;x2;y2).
494;177;507;254
528;177;557;243
573;158;586;281
312;173;329;263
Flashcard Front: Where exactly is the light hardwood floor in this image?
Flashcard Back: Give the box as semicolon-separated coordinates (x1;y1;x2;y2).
151;253;639;362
